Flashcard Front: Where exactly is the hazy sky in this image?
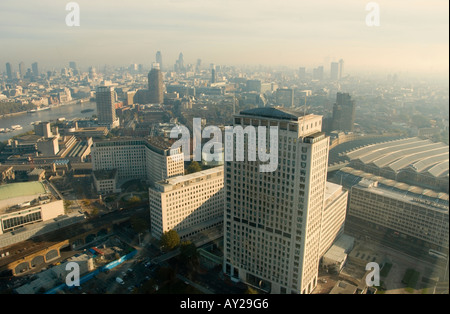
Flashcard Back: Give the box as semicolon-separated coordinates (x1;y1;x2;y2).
1;0;448;76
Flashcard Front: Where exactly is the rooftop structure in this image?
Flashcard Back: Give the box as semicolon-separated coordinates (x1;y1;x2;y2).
0;181;64;235
0;182;48;211
345;137;449;192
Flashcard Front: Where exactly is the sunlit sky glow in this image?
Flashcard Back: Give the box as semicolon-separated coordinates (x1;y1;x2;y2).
1;0;448;77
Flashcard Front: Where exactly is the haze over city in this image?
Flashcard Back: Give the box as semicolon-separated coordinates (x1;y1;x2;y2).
0;0;448;299
1;0;448;77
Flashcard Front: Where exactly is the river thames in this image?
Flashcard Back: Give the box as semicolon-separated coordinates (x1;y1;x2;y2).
0;101;97;142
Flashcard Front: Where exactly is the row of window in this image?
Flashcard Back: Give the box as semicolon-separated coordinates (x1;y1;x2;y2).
2;211;42;231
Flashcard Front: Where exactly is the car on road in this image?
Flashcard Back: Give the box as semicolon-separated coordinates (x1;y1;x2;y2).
116;277;125;285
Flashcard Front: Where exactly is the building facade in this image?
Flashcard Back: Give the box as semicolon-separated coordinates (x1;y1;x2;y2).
331;92;356;132
148;64;164;104
223;107;344;294
96;86;120;129
0;182;64;235
348;178;449;253
92;138;184;188
319;182;348;258
149;166;224;240
276;88;294;108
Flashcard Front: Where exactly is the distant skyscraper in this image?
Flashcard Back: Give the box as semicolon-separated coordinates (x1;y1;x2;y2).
330;62;339;81
148;63;164;104
96;86;119;129
312;66;324;80
331;92;356;132
5;63;13;80
156;51;163;71
18;62;25;79
89;67;97;80
69;61;79;75
338;59;344;80
175;53;185;72
211;64;217;84
298;67;306;80
31;62;39;78
224;107;346;294
196;59;202;72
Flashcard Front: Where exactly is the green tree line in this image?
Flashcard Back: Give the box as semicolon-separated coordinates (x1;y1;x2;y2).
0;102;34;115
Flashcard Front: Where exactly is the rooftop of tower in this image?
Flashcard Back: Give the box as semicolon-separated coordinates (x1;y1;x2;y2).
239;106;309;121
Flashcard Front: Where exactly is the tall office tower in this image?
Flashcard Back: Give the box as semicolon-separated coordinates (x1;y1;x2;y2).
338;59;344;80
148;63;164;104
69;61;79;75
31;62;39;78
331;92;356;132
89;67;97;80
149;166;224;240
5;63;13;80
211;64;217;84
175;53;185;72
276;88;294;108
18;62;25;79
298;67;306;80
156;51;163;71
330;62;339;81
96;86;120;129
196;59;202;72
312;66;324;81
223;107;335;294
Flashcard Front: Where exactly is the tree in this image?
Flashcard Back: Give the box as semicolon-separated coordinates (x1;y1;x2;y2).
160;230;180;252
179;241;198;260
127;195;141;204
186;161;202;174
244;286;258;294
179;241;200;275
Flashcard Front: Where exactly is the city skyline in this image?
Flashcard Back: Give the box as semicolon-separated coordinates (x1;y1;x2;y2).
0;0;448;77
0;0;448;297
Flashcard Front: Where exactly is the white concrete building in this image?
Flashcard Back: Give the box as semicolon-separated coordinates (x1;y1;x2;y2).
92;138;184;189
223;107;345;294
348;178;449;252
319;182;348;257
0;182;64;235
149;166;224;240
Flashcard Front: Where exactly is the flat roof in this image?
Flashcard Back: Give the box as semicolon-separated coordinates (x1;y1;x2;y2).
93;169;117;180
354;180;449;213
0;182;47;201
239;107;310;121
155;166;224;190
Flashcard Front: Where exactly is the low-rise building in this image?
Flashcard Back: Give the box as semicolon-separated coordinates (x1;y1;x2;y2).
334;167;450;254
92;137;184;189
93;169;119;194
149;166;224;240
0;181;65;235
0;166;15;183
